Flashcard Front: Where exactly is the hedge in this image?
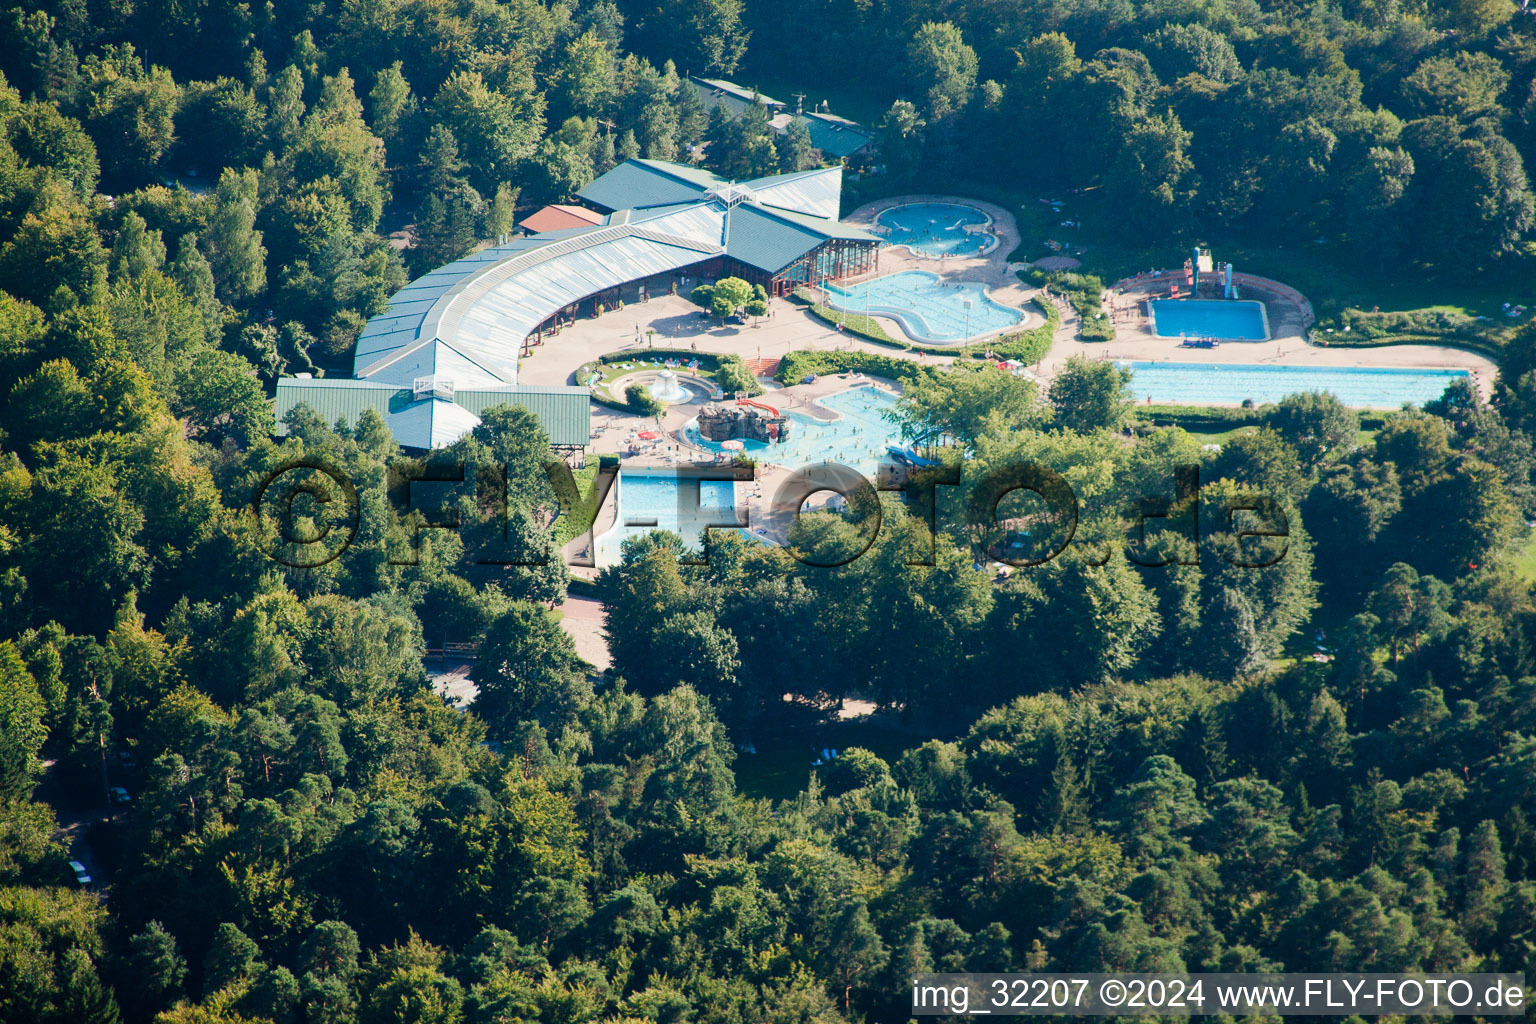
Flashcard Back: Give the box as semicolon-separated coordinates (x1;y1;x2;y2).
1137;403;1390;433
776;349;940;385
595;347;726;367
581;348;762;401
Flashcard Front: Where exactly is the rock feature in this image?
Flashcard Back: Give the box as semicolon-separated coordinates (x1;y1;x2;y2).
696;403;791;444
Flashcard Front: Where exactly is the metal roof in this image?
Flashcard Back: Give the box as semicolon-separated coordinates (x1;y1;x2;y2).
724;204;830;273
796;113;875;159
688;76;785;118
456;385;592;447
284;160;876;447
745;166;845;220
577;159;723;212
354;221;718;388
274;378;591;449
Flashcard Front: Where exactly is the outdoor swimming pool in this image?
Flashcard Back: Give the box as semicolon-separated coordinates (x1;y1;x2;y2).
1151;299;1270;340
825;271;1023;344
593;471;744;566
685;386;902;475
876;203;996;257
1122;361;1469;408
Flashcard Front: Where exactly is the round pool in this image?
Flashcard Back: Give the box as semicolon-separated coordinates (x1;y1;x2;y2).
876;203;996;258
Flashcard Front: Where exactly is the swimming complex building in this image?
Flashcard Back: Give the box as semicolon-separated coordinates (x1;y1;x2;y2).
276;159;881;449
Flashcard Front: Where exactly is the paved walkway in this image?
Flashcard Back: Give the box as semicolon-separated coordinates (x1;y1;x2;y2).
559;594;611;671
515;293;951;390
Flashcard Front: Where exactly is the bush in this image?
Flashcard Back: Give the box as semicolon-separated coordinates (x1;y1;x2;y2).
1023;267;1112;342
625;383;664;416
598;348;716;366
715;354;760;395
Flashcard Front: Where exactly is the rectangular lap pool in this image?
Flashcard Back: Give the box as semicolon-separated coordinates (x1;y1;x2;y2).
1151;299;1269;340
1123;361;1469;408
593;471;744;566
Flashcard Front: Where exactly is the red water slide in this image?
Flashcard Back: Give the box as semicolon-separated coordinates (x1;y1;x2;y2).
736;398;780;417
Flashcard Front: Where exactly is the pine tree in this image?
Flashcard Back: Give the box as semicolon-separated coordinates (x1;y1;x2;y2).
1035;719;1086;832
617;129;641;161
1462;820;1508;949
57;949;121;1024
778;117;816;172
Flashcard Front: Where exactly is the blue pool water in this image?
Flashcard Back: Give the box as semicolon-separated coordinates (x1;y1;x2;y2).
876;203;995;257
686;386;902;476
825;271;1023;344
593;471;743;565
1123;361;1469;408
1151;299;1270;340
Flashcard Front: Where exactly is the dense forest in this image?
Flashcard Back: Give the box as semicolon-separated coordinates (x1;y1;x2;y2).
747;0;1536;272
3;0;1536;1022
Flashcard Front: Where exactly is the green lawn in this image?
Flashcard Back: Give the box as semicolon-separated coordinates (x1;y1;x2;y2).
1174;424;1257;445
1512;533;1536;582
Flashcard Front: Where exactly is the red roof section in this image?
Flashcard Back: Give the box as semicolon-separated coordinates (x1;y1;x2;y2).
518;204;605;233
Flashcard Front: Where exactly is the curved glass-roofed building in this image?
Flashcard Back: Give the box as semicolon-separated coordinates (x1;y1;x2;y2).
276;159;881;449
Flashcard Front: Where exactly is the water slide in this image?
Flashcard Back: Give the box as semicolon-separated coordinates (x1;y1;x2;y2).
737;398;780;417
888;444;940;467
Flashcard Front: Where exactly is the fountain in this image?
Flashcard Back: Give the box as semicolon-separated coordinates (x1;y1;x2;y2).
647;369;690;404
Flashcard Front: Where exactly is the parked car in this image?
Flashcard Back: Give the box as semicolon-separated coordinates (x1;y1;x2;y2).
726;313;747;325
108;786;131;806
68;860;92;886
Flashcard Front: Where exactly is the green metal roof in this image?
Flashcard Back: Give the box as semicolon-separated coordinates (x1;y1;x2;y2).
723;204;825;273
275;377;401;425
275;378;592;449
747;201;878;241
455;386;592;447
797;113;875;159
577;159;723;211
